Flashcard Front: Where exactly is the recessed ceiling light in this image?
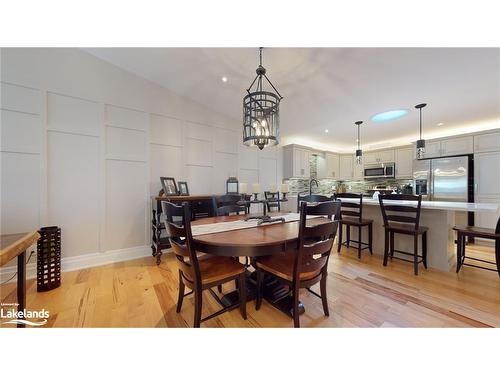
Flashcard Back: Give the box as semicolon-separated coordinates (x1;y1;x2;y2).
371;109;409;123
437;122;444;126
221;76;228;83
324;129;329;133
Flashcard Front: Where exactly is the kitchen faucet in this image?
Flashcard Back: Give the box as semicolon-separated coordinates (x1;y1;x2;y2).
309;178;319;195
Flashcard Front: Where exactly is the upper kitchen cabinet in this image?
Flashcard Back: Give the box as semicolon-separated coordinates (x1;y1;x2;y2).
417;136;474;158
474;131;500;153
395;147;414;178
339;154;354;180
364;149;395;164
318;152;339;179
283;145;311;178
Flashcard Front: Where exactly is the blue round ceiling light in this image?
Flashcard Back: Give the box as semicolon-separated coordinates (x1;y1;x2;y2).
371;109;409;123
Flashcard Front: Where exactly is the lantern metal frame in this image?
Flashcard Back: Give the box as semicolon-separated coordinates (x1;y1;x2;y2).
355;120;363;165
243;47;283;150
415;103;427;159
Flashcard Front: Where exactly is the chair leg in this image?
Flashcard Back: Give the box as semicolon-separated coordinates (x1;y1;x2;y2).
217;285;222;293
292;286;300;328
456;232;462;273
346;225;351;248
357;225;362;259
413;235;419;276
390;231;395;259
176;271;185;313
368;223;373;254
320;272;329;316
337;224;342;252
422;232;428;269
238;273;247;320
495;235;500;278
255;268;263;310
383;229;389;266
193;288;202;328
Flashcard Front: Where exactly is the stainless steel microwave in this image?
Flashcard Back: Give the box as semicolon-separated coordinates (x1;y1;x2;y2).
364;162;395;179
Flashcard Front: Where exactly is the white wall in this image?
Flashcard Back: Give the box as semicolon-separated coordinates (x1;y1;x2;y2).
0;48;281;275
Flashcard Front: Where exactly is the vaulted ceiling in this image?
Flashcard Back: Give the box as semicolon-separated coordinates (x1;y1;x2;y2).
85;48;500;152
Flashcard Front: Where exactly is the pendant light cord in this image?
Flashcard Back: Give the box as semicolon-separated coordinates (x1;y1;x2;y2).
419;107;422;139
357;124;360;149
259;47;263;66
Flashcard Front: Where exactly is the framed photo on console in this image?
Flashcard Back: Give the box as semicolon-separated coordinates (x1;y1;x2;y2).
160;177;178;196
177;181;189;196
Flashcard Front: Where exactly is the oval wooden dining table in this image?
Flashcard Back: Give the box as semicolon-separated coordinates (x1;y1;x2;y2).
191;213;330;317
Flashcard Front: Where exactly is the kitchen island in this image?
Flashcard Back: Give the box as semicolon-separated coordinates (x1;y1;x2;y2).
283;195;500;271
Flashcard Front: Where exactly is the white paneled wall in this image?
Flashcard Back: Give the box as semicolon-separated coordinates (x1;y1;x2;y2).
0;48;282;274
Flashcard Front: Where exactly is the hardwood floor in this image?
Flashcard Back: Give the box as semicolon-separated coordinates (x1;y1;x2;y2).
1;244;499;328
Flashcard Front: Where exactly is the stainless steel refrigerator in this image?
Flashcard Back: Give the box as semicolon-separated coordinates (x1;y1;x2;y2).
413;155;473;202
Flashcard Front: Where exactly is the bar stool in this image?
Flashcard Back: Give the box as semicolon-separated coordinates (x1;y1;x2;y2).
378;194;428;275
453;216;500;276
334;193;373;259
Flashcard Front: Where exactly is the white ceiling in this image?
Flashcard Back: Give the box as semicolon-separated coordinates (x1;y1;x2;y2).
84;48;500;152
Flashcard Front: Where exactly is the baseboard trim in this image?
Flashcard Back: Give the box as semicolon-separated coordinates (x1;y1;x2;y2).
0;245;152;284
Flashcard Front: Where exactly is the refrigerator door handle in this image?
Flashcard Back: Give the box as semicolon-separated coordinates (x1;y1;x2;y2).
429;165;434;201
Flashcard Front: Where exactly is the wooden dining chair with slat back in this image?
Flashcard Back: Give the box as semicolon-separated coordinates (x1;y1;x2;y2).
296;194;334;212
212;194;247;216
334;193;373;259
378;194;428;275
162;201;247;327
264;191;281;212
255;200;341;328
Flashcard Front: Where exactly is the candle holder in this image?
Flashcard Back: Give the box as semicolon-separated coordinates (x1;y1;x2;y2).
281;192;288;201
253;192;259;201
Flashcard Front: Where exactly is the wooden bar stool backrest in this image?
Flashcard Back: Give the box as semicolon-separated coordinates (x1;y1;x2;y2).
264;191;281;212
378;194;422;231
334;192;363;222
297;194;334;213
294;201;341;282
162;201;201;289
212;194;246;216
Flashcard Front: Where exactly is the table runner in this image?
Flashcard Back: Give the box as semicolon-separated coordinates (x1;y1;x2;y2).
191;213;304;236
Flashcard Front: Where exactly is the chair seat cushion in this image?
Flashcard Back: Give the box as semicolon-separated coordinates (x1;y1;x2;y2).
453;225;499;239
256;252;321;282
198;256;246;285
340;217;373;226
385;222;428;234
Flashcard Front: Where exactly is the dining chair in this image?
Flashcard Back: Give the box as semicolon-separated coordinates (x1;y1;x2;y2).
378;194;428;275
212;194;247;216
162;201;247;327
264;191;281;212
255;200;341;328
334;193;373;258
453;216;500;276
296;193;334;212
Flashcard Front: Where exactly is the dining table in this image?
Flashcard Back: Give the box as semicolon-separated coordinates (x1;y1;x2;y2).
191;212;330;317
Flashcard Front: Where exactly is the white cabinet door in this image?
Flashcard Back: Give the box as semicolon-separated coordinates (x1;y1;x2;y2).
475;151;500;197
363;152;379;165
339;155;353;180
441;136;473;156
475;197;500;230
474;131;500;153
293;148;302;177
395;147;414;178
316;154;326;179
422;140;442;158
379;149;395;163
301;149;311;178
325;153;340;179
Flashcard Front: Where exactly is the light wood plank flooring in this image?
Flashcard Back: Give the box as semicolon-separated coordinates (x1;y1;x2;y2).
1;244;499;328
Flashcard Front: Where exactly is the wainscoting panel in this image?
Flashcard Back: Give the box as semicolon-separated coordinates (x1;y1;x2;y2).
150;114;183;147
186;138;212;166
238;144;260;170
47;92;102;136
47;131;100;256
105;159;147;250
0;152;40;233
106;126;146;161
238;168;259;185
214;127;239;154
259;156;278;191
105;104;148;131
150;144;184;194
0;82;41;114
213;151;239;194
186;165;213;195
186;121;213;142
0;109;42;153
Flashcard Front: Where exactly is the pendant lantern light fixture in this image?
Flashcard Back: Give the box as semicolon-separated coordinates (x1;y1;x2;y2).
243;47;283;150
415;103;427;159
355;120;363;165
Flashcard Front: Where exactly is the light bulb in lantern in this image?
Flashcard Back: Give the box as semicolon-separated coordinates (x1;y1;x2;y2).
416;139;426;159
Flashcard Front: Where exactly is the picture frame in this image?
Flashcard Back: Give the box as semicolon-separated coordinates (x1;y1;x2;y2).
160;177;178;196
177;181;189;196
